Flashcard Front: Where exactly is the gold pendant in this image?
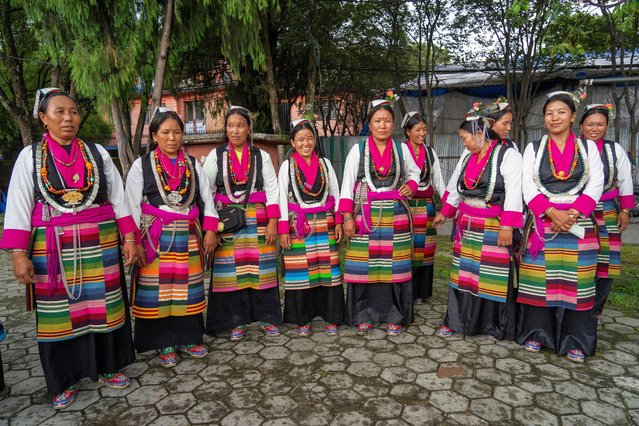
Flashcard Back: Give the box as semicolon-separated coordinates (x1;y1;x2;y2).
62;191;84;206
558;170;565;177
72;173;80;183
380;166;385;172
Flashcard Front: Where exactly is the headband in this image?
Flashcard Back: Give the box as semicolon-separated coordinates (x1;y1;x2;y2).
401;111;421;129
33;87;64;118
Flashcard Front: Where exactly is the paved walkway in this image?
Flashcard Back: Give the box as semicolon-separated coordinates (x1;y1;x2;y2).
1;250;639;425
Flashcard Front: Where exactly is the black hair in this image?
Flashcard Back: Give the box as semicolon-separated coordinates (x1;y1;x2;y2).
224;108;252;144
459;118;502;143
148;111;184;146
487;108;512;124
291;121;317;141
403;114;427;139
38;92;79;122
579;107;610;125
367;104;395;123
543;94;576;114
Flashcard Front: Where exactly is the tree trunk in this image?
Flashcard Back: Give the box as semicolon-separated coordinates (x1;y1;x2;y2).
133;80;152;156
111;97;134;177
259;12;284;162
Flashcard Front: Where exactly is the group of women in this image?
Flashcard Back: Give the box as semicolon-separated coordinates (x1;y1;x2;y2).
0;86;631;410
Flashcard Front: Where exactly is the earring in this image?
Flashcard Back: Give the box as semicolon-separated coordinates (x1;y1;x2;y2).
42;123;48;131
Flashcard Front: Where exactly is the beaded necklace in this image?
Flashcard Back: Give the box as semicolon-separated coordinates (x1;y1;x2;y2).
547;137;579;181
153;149;191;203
463;145;494;190
40;137;94;195
150;149;196;209
158;152;185;181
50;145;78;168
294;157;325;197
371;142;393;180
228;143;251;184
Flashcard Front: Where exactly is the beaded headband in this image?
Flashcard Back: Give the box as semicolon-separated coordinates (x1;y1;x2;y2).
33;87;64;118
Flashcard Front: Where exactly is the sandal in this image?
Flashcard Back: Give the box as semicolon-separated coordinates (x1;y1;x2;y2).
567;349;585;363
298;325;312;336
177;344;208;358
386;323;402;335
524;340;542;353
99;372;131;389
159;346;177;368
325;323;338;336
52;383;79;410
436;325;453;337
260;322;280;336
357;322;373;336
230;325;246;341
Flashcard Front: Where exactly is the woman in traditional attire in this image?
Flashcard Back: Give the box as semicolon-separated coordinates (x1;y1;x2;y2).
484;96;518;151
433;105;523;340
278;118;344;335
0;88;137;409
203;106;281;341
579;103;633;323
402;112;445;304
339;98;420;336
126;109;218;367
517;90;604;363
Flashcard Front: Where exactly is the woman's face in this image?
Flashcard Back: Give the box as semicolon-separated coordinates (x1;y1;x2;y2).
226;113;250;148
369;109;394;142
153;118;183;157
291;128;316;160
407;121;427;145
39;96;80;144
544;100;576;136
580;112;608;142
459;129;484;155
492;112;513;140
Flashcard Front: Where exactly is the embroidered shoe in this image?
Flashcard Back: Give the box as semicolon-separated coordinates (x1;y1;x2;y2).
298;325;312;336
159;346;177;368
436;325;453;337
386;323;402;335
357;322;373;335
414;298;423;305
177;344;209;358
52;383;79;410
567;349;585;363
524;340;542;353
230;325;246;341
325;323;338;336
260;322;280;336
99;372;131;389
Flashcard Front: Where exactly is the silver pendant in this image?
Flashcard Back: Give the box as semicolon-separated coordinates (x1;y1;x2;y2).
167;191;181;204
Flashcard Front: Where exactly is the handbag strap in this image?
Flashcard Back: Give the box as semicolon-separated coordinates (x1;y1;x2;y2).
244;147;257;209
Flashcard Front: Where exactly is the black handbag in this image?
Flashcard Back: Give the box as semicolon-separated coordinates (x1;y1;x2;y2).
217;149;255;234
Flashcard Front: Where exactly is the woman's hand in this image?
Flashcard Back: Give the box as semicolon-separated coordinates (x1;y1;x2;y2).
432;213;446;230
547;208;576;233
398;183;414;198
343;215;356;238
265;218;278;246
123;241;137;266
203;231;217;256
618;209;630;232
135;244;147;268
12;251;34;285
280;234;291;250
335;224;343;243
497;227;513;247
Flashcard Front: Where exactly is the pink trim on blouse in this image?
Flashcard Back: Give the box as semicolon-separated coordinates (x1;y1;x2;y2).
407;141;426;171
369;136;392;173
500;211;523;228
571;194;597;217
116;216;139;237
528;194;552;217
620;195;635;210
339;198;354;214
549;132;576;175
156;148;186;190
440;202;457;218
0;229;32;250
266;204;280;219
202;216;219;232
46;134;85;189
229;143;249;182
291;152;319;190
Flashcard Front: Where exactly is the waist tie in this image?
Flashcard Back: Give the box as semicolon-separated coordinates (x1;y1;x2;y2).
214;191;267;207
140;204;199;265
414;186;434;199
455;202;503;243
529;202;572;260
288;196;335;240
31;203;116;296
358;190;406;235
600;187;619;202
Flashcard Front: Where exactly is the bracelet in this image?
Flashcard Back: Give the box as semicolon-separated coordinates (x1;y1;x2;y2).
124;239;137;244
621;209;631;215
10;249;27;253
343;216;354;222
499;226;513;231
545;207;554;216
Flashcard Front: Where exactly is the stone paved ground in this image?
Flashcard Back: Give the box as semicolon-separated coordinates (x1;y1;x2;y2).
1;250;639;425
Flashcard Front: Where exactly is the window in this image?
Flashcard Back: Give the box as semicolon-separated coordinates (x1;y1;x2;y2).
185;100;205;122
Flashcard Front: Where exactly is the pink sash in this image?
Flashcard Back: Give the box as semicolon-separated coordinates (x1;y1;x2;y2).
214;191;267;207
140;204;199;265
529;202;572;260
288;196;335;239
359;190;406;235
454;202;503;243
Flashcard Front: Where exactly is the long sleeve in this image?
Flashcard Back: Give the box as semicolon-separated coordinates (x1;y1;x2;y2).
0;146;35;250
202;148;219;196
261;149;280;219
338;144;361;214
570;139;604;216
326;159;343;224
97;145;138;236
522;143;551;217
401;144;421;192
430;149;446;197
124;158;144;229
499;148;524;227
440;152;469;218
195;160;219;231
615;143;634;209
277;160;290;234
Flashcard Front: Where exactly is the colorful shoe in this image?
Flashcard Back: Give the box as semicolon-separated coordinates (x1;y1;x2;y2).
159;346;177;368
177;344;208;358
99;372;131;389
230;325;246;341
325;323;338;336
436;325;453;337
298;325;312;336
524;340;542;353
52;383;79;410
386;323;402;335
357;322;373;335
260;322;280;336
567;349;585;363
414;298;423;305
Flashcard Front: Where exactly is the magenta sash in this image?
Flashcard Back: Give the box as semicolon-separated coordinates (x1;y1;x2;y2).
288;196;335;239
414;187;434;199
31;203;116;295
214;191;267;207
454;202;503;243
529;202;572;260
140;204;199;265
358;190;405;235
600;188;619;202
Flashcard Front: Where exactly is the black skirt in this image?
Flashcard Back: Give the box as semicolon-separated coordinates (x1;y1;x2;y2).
205;287;282;335
346;281;413;326
516;304;597;355
595;277;614;316
412;266;433;300
134;314;204;353
283;285;345;326
443;263;517;340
